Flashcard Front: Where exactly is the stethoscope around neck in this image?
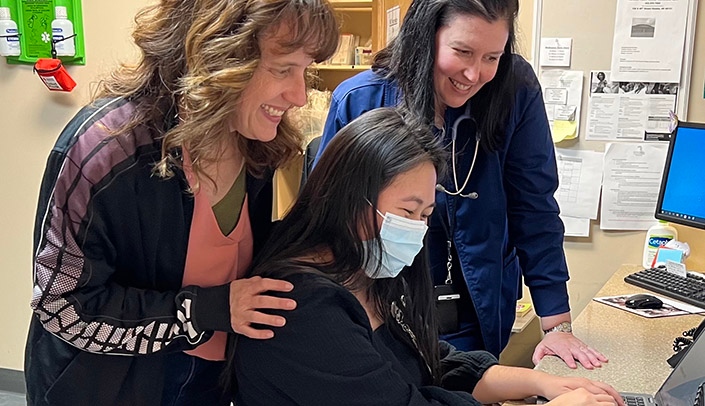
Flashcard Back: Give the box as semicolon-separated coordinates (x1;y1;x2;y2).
435;111;480;199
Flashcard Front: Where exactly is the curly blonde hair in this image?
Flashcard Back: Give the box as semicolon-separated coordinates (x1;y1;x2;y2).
97;0;339;180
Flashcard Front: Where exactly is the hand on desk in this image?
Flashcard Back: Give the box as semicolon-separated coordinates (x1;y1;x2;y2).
538;376;624;406
532;331;608;369
547;387;623;406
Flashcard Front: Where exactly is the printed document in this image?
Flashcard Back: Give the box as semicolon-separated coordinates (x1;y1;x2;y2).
540;38;572;67
610;0;688;82
555;148;604;220
586;71;677;141
600;143;669;230
386;6;400;46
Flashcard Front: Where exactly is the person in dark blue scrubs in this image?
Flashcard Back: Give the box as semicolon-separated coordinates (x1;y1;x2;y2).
315;0;607;369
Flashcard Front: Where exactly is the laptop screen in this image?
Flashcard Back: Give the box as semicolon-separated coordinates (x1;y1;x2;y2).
655;327;705;406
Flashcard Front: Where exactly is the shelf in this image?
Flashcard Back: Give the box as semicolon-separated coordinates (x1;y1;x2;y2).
330;0;372;12
314;64;371;72
328;0;372;7
335;7;372;12
512;306;536;334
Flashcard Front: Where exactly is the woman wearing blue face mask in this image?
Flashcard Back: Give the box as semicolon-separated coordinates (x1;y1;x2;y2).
230;108;624;406
314;0;606;370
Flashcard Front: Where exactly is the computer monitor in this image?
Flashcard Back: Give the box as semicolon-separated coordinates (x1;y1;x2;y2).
654;121;705;230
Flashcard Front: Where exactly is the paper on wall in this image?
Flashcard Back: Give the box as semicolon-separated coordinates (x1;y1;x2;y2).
540;38;572;67
610;0;688;82
540;70;583;143
600;142;669;230
386;6;400;46
561;215;591;238
586;71;677;141
555;148;604;220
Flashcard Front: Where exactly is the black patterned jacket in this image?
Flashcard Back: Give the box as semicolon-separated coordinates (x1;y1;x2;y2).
24;98;274;405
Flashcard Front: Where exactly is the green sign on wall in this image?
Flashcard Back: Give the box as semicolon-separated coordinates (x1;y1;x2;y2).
2;0;85;65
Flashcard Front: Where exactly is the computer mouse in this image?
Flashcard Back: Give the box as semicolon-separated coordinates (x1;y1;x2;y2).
625;294;663;309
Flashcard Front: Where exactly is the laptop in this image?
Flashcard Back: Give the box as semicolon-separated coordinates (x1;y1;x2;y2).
538;330;705;406
619;326;705;406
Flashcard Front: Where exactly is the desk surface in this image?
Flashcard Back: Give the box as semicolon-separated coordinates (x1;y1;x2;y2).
536;264;704;395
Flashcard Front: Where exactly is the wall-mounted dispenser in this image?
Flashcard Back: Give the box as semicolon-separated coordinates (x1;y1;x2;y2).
3;0;84;65
51;5;74;56
0;6;21;56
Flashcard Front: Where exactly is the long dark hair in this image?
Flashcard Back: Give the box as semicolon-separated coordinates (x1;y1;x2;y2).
252;107;447;382
373;0;519;151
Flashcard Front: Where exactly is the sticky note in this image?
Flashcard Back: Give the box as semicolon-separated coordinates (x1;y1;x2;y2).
552;120;578;143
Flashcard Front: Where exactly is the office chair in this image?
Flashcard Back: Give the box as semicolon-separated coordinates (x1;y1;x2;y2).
300;135;322;189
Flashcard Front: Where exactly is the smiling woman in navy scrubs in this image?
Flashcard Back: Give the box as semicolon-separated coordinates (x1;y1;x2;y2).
314;0;607;370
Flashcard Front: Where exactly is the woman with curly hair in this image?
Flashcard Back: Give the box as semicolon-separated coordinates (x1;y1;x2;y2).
24;1;338;404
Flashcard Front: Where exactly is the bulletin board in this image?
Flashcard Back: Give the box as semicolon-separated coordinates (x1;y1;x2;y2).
537;0;698;137
2;0;85;65
536;0;699;231
525;0;703;313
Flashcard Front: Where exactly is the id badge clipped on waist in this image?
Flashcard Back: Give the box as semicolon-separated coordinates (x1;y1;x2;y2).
434;284;460;335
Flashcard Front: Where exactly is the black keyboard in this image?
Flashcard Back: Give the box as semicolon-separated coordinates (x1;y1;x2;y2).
624;267;705;309
622;394;650;406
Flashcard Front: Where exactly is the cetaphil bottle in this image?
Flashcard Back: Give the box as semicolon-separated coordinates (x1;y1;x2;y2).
52;6;75;57
0;7;21;57
642;220;678;268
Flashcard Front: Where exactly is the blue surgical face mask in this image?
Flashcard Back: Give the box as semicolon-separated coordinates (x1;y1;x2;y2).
364;209;428;279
